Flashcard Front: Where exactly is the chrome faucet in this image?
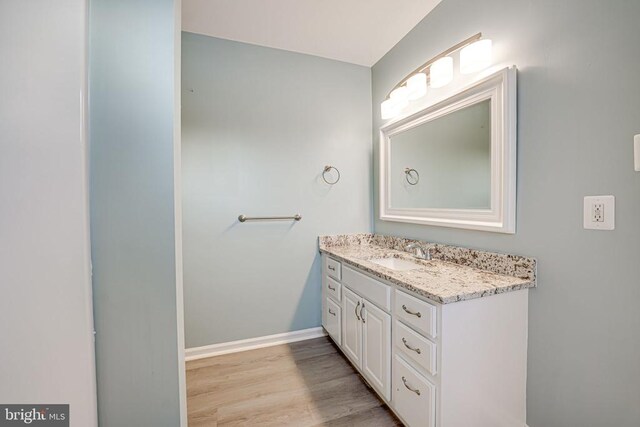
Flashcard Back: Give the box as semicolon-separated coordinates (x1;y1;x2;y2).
405;242;432;260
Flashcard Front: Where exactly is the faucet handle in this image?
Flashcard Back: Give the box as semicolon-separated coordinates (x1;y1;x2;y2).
405;242;432;261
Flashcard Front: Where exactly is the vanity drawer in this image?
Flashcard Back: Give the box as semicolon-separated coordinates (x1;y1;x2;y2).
326;276;341;302
393;354;436;427
342;266;391;311
324;297;341;345
395;290;437;340
325;257;342;281
395;320;437;377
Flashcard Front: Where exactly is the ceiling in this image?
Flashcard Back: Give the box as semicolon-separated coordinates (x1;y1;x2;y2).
182;0;442;67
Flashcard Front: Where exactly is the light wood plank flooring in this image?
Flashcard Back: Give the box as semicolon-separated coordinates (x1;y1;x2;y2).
186;336;402;426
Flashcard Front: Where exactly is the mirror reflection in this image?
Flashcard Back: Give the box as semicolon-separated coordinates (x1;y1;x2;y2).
389;99;491;210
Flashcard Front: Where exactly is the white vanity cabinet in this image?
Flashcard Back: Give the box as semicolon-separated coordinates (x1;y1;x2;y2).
341;285;392;400
323;257;392;400
321;254;528;427
341;286;362;366
322;258;342;345
361;298;392;399
391;291;438;427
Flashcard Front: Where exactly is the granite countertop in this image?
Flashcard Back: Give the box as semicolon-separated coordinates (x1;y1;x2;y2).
319;234;537;304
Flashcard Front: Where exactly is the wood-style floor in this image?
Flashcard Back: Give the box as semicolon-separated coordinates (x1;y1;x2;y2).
186;336;402;426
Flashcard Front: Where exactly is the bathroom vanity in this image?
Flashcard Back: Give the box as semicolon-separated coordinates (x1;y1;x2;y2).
320;234;536;427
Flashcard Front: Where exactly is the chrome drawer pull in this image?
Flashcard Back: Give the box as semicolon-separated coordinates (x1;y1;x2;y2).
402;338;422;354
402;376;421;396
328;265;336;271
402;304;422;318
355;301;361;321
328;284;336;291
328;308;336;316
360;303;365;323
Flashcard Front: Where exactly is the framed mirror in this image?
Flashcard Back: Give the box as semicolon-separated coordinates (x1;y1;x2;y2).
379;67;517;233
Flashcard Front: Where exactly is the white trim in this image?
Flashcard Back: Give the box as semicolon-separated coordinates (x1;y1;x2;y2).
185;327;328;361
173;1;187;426
379;66;517;234
81;1;99;424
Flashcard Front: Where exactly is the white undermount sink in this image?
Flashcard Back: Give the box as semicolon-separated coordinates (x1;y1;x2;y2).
368;257;422;271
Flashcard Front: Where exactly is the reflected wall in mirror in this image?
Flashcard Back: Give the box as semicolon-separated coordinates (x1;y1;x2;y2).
390;99;491;210
380;67;517;233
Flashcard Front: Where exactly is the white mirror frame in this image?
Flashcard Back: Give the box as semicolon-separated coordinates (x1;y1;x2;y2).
379;66;517;233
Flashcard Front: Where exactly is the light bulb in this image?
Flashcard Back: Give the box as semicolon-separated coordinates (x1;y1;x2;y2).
381;98;402;120
381;84;414;120
406;73;427;100
429;56;453;88
460;39;492;74
390;86;409;109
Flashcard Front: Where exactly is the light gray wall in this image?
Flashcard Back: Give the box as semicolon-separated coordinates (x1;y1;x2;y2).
89;0;183;425
0;1;98;425
372;1;640;426
182;33;372;348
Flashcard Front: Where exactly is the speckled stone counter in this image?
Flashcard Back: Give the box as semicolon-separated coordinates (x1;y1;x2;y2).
319;234;536;304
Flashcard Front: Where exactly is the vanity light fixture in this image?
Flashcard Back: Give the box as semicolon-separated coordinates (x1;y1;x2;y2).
390;86;410;108
460;39;492;74
380;33;492;120
381;86;410;120
429;57;453;88
381;98;400;120
406;73;427;100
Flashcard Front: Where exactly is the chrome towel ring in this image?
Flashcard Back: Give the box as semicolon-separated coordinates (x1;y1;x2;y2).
322;165;340;185
405;168;419;185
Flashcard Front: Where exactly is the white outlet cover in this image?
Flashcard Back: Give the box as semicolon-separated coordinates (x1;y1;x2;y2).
635;134;640;171
583;195;615;230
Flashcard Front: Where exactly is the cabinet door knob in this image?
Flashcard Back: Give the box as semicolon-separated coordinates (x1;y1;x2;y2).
328;284;336;291
402;304;422;318
402;337;422;354
328;308;336;316
355;301;361;321
328;265;336;271
402;376;421;396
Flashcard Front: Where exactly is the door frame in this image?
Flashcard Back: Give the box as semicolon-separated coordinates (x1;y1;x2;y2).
173;1;188;425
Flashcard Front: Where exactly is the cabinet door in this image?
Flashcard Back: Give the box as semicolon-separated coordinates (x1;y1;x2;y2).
324;297;341;345
341;287;362;368
362;299;391;401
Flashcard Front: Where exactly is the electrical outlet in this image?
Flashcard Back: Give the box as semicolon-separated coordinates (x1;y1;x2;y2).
635;134;640;172
592;203;604;222
584;195;615;230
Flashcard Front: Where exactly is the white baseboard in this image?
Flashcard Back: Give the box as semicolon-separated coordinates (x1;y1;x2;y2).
185;327;327;361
